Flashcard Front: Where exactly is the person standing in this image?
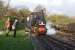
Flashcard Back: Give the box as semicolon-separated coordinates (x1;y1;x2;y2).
12;18;18;37
5;17;12;36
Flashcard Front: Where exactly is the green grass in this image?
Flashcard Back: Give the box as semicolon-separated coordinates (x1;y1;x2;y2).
0;30;34;50
0;19;4;30
0;19;34;50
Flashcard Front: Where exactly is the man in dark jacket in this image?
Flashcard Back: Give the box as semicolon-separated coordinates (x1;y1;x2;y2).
12;17;18;37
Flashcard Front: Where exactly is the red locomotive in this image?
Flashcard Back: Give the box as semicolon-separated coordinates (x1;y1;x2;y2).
31;21;47;36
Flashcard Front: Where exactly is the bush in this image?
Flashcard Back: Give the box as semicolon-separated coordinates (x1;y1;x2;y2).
16;22;25;30
0;20;4;30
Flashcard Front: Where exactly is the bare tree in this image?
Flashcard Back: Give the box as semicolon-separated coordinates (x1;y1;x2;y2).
6;8;17;16
5;0;11;16
18;8;31;17
34;5;47;17
0;0;5;17
0;0;11;18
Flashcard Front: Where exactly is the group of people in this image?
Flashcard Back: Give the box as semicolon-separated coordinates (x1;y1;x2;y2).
5;17;18;37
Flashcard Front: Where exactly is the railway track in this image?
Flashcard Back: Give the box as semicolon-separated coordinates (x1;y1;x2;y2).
31;35;75;50
45;35;75;49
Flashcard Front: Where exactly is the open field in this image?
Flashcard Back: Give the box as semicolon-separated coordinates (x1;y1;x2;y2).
0;30;34;50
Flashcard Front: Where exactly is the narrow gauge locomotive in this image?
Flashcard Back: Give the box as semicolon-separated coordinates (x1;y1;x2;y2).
31;21;47;36
30;11;47;36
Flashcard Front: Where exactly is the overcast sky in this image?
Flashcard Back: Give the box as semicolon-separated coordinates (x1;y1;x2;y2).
3;0;75;16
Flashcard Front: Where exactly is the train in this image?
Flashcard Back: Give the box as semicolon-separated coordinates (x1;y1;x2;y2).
31;21;47;36
26;8;47;36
